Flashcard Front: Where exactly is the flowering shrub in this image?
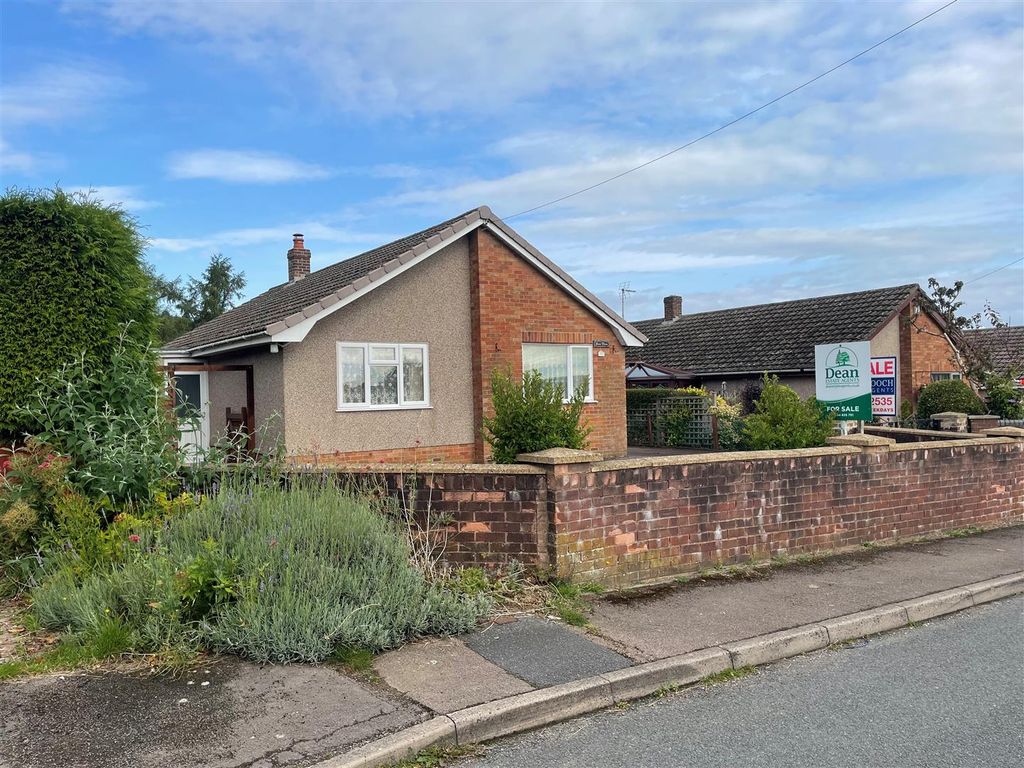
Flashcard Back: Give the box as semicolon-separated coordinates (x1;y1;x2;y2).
0;440;72;559
32;478;487;661
16;328;187;505
709;396;745;450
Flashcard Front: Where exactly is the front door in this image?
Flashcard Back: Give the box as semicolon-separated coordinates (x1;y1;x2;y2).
174;371;210;459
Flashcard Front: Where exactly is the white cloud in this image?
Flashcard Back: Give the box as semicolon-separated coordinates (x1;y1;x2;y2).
0;139;38;174
0;61;129;176
0;62;129;127
149;221;388;254
66;185;159;211
79;0;807;116
167;149;330;184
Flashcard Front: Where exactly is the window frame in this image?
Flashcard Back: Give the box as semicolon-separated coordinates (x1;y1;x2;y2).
521;343;596;403
336;341;431;411
930;372;963;382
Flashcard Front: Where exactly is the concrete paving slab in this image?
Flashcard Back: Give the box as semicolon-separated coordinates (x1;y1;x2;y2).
591;526;1024;661
465;617;631;687
374;637;533;713
0;657;425;768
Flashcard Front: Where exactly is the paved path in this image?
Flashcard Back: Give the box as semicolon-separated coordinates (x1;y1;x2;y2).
462;596;1024;768
2;528;1020;767
590;526;1024;660
376;527;1024;712
0;658;424;768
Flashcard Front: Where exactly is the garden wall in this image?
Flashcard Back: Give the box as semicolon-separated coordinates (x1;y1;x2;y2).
322;429;1024;586
323;464;552;568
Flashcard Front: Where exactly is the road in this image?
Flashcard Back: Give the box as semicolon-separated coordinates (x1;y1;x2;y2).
460;596;1024;768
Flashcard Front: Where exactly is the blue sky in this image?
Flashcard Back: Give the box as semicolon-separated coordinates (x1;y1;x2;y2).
2;0;1022;323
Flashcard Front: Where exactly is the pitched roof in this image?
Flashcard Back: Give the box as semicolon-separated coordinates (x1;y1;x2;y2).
163;206;644;355
962;326;1024;375
627;284;920;374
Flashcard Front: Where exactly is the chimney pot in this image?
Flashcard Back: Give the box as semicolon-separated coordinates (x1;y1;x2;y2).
287;234;311;282
664;295;683;321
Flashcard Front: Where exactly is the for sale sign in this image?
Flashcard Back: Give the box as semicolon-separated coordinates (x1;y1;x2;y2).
815;341;872;421
870;356;898;417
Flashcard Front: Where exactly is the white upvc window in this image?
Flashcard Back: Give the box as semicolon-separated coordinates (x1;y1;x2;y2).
930;372;963;382
336;342;430;410
522;343;595;402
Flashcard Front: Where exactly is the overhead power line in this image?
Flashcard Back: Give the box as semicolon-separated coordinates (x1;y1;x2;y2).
506;0;959;221
962;257;1024;286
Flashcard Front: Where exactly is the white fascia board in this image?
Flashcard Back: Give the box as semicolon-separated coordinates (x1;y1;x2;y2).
484;225;647;347
184;335;271;358
270;219;487;344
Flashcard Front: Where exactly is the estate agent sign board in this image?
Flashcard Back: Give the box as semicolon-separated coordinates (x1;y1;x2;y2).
870;356;899;418
814;341;872;421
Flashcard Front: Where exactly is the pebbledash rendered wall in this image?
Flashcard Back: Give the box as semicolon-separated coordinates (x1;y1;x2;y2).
325;429;1024;586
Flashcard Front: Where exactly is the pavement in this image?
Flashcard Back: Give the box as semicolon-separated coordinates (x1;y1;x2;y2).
0;659;426;768
462;596;1024;768
1;526;1021;768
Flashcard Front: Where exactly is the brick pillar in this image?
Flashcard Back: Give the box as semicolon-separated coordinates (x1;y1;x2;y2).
516;447;603;576
468;229;486;462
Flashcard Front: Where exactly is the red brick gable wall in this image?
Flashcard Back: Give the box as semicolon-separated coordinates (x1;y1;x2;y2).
899;305;963;406
469;228;628;460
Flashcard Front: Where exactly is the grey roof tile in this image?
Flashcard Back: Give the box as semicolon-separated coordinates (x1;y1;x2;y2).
962;326;1024;375
164;206;644;354
163;209;481;352
627;284;918;374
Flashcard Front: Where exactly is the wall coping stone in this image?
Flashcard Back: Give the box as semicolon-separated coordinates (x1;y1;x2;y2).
592;445;860;472
827;434;896;448
292;462;546;475
864;426;978;440
983;426;1024;440
516;448;604;465
887;436;1016;452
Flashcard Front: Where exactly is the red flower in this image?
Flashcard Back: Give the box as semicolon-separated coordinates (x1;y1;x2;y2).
128;534;141;543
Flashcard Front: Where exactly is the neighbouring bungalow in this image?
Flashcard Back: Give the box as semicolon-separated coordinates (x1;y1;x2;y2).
627;284;965;408
963;326;1024;389
160;206;645;463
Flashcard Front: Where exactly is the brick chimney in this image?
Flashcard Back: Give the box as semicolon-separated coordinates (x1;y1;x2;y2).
664;295;683;321
287;233;310;282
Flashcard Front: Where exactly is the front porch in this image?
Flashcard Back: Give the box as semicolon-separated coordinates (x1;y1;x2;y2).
166;363;256;455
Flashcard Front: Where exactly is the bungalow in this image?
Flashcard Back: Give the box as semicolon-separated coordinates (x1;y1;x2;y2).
627;284;964;409
160;206;645;463
962;326;1024;388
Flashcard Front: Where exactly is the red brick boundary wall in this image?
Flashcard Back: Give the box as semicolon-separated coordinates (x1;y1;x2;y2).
323;429;1023;586
324;464;552;568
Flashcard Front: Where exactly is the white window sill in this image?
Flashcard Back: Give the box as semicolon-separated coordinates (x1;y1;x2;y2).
336;404;432;412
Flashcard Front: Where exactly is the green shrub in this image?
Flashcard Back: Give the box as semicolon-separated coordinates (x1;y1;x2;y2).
660;405;692;448
626;386;707;408
484;370;591;464
710;397;745;450
16;330;186;504
915;379;985;419
33;479;488;662
0;188;155;437
743;376;834;450
983;374;1024;419
0;441;73;563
